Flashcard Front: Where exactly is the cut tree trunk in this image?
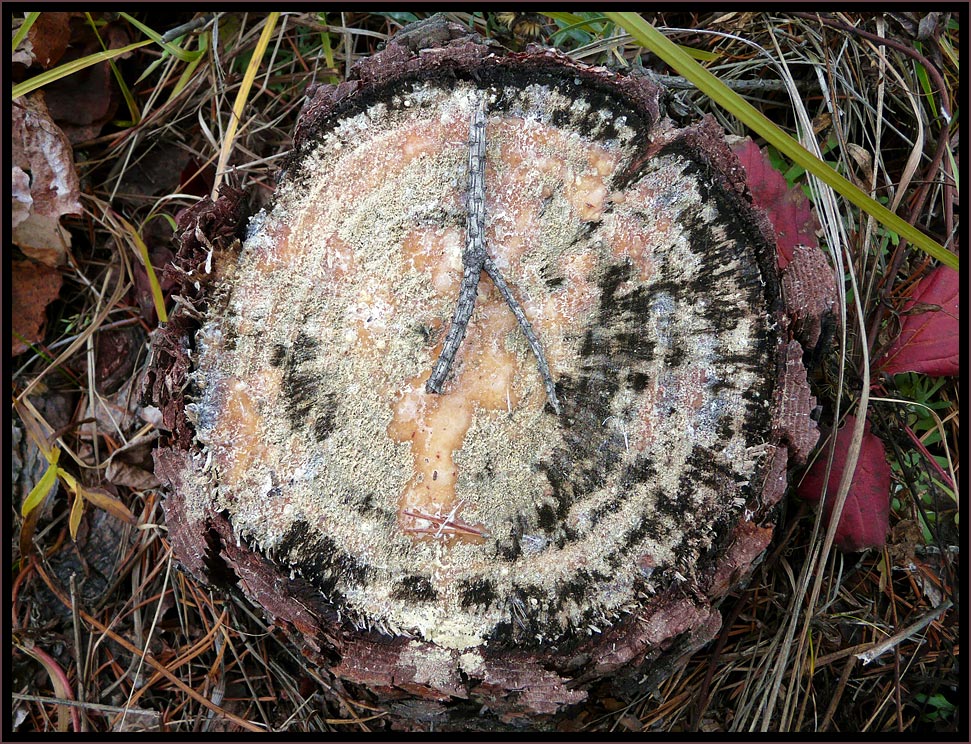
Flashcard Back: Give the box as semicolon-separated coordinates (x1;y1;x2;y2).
148;17;822;731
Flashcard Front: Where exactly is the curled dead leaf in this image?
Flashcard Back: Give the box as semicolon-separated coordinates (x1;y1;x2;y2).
75;485;138;526
12;93;81;266
17;12;79;69
12;167;32;227
106;435;161;491
41;18;130;144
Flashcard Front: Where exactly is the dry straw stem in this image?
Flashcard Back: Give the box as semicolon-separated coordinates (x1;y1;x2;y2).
594;11;957;733
212;12;280;196
30;557;265;732
751;28;872;734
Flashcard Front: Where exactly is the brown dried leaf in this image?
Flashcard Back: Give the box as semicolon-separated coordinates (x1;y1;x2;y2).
77;485;138;526
24;12;79;69
12;259;63;356
116;141;191;199
76;325;146;395
106;436;161;491
12;167;32;228
42;19;130;144
11;94;81;266
68;487;85;540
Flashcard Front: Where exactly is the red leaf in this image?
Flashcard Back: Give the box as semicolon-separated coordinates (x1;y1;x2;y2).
798;415;891;552
731;139;820;268
878;266;959;376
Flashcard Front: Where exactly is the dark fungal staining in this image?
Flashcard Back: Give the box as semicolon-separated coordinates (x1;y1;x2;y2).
276;331;339;442
182;56;797;656
276;521;369;601
311;393;338;442
391;575;438;602
269;343;287;367
288;61;652;183
459;577;497;608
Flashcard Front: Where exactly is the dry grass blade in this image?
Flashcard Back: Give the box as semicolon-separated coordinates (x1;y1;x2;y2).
15;257;129;402
31;560;265;732
212;13;280;195
114;214;168;322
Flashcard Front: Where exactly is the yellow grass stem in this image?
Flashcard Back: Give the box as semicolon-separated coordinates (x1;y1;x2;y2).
212;13;280;196
116;215;168;323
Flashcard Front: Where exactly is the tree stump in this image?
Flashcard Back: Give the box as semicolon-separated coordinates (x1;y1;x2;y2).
148;18;820;730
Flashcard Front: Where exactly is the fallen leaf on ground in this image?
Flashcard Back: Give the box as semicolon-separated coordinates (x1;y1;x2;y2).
14;12;79;69
878;266;959;377
731;138;821;268
106;435;161;491
76;485;139;526
798;415;891;552
41;18;130;144
12;93;82;266
116;141;191;199
12;259;63;356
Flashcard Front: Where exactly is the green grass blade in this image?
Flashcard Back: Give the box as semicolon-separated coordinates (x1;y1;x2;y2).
12;39;154;100
543;12;590;26
170;31;209;100
605;12;957;271
117;12;201;62
317;13;340;85
913;42;938;120
85;13;140;125
12;12;41;51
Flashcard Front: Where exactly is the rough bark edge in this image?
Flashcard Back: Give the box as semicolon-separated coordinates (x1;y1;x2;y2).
293;25;662;172
141;185;245;450
782;242;839;351
772;339;821;464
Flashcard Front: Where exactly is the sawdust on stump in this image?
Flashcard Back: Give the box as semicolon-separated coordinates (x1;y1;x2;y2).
148;19;821;730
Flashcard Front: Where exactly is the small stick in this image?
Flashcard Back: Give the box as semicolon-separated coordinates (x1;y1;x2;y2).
161;13;215;43
426;93;488;395
854;599;953;665
483;256;560;414
401;509;491;539
426;91;561;413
